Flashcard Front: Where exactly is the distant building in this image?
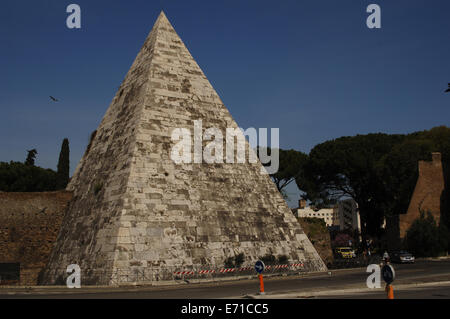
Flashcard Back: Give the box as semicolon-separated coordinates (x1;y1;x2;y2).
293;198;361;232
336;199;361;232
293;199;336;227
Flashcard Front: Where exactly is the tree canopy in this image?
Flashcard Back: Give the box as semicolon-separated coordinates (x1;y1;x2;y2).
295;133;405;236
0;140;72;192
257;148;308;195
0;161;57;192
295;126;450;240
25;149;37;166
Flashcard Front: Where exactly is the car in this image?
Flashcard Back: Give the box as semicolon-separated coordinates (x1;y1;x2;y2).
390;250;415;263
334;247;355;259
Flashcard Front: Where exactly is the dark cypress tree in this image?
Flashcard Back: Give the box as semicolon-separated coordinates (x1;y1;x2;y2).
56;138;70;190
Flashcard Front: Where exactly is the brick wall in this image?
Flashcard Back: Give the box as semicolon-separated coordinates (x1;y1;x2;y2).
399;153;445;238
297;218;334;266
0;191;72;285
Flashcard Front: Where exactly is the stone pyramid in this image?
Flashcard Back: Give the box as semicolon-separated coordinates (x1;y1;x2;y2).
43;11;326;285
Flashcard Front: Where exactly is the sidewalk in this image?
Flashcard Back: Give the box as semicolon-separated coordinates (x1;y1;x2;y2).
243;280;450;299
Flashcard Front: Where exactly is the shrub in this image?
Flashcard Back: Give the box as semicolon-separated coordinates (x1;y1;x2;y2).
93;182;103;195
234;253;245;268
277;255;289;264
224;253;246;268
260;254;276;265
405;211;449;257
224;257;234;268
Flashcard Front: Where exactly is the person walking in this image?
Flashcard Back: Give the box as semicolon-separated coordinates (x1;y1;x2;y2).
383;250;390;263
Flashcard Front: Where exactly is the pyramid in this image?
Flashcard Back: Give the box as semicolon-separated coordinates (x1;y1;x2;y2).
43;12;326;285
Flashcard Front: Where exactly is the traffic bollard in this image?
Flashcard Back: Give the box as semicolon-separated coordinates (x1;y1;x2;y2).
258;274;265;295
386;284;394;299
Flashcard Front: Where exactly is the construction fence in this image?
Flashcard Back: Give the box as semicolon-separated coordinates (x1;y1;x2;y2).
41;259;325;286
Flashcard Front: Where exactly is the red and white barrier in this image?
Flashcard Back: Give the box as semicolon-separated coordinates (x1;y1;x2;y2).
198;270;216;274
173;262;305;277
219;268;236;273
273;265;289;269
173;271;195;276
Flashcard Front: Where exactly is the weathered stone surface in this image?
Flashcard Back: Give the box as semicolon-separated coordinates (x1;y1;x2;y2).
42;11;326;285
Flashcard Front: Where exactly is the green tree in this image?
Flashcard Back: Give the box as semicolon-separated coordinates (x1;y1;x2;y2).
0;161;57;192
56;138;70;190
257;148;308;195
405;212;449;257
377;140;433;216
296;126;450;243
296;133;405;238
411;126;450;249
25;149;37;166
375;139;435;249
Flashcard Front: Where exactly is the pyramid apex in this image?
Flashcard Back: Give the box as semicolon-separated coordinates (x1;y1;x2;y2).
156;10;170;24
150;10;175;33
158;10;167;18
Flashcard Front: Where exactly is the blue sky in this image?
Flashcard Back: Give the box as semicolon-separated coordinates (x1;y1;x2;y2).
1;1;449;206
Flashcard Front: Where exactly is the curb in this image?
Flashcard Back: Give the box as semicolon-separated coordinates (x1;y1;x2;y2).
242;280;450;299
420;256;450;261
0;270;329;291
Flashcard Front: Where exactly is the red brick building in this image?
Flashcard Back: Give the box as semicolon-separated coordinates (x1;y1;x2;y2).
399;153;445;238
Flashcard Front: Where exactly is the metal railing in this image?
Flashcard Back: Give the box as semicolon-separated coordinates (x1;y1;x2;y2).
328;255;381;269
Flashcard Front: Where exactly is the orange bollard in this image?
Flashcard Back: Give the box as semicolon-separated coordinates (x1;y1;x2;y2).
258;274;265;294
386;284;394;299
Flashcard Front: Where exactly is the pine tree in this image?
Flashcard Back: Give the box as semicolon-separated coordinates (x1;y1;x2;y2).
25;149;37;166
56;138;70;190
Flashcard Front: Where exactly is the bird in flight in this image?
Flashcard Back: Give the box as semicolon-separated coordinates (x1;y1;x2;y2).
445;83;450;93
49;96;59;102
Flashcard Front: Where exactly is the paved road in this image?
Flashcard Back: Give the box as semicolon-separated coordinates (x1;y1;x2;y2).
1;259;449;299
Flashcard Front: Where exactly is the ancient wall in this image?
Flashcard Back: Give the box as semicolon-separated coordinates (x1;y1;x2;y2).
297;218;333;266
0;191;72;285
399;153;445;238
